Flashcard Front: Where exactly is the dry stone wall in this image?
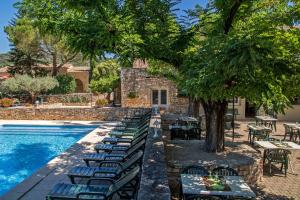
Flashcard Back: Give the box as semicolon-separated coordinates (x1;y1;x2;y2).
0;107;150;121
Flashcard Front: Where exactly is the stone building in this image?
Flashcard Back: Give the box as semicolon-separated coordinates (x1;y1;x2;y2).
119;60;300;121
0;66;11;81
120;60;189;114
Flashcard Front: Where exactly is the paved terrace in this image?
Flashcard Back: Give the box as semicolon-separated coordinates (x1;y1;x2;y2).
1;120;119;200
164;120;300;200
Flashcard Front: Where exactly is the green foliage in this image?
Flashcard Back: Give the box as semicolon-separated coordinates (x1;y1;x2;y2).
127;91;138;99
62;95;89;103
95;99;108;107
0;53;12;67
51;74;76;94
8;47;48;77
0;74;59;102
178;0;300;113
89;60;120;94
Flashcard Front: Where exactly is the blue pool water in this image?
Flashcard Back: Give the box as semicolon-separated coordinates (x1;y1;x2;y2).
0;124;97;196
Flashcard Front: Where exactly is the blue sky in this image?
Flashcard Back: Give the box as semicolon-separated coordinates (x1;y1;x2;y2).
0;0;207;53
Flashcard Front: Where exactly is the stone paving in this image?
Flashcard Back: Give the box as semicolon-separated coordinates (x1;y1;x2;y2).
231;121;300;200
164;120;300;200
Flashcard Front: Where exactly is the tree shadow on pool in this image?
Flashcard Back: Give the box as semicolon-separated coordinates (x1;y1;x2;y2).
0;143;54;187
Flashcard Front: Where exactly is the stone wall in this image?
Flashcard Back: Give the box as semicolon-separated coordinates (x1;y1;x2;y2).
40;93;93;105
0;107;150;121
121;68;189;114
137;109;171;200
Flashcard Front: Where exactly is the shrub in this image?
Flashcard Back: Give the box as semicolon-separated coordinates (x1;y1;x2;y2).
90;60;120;101
0;74;59;103
95;99;108;107
62;95;89;103
51;75;76;94
0;98;14;107
127;91;138;99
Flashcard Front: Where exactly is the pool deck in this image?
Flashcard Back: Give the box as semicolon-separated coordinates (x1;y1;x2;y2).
0;120;119;200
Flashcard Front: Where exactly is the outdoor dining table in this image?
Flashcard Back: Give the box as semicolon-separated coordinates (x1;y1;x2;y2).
247;124;272;144
169;125;194;131
181;174;256;199
283;123;300;141
283;123;300;129
255;115;278;131
178;116;198;123
254;141;300;174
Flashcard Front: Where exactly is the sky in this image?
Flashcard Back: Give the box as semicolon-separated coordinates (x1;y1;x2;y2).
0;0;208;53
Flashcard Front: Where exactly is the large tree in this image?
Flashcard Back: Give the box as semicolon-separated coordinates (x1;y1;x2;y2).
5;17;79;76
18;0;300;152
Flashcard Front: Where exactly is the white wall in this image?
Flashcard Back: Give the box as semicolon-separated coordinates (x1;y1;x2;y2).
277;105;300;122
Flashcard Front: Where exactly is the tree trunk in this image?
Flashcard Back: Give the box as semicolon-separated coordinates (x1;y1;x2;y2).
192;100;200;118
188;96;193;116
52;52;58;76
89;57;95;83
31;93;37;104
106;93;111;102
202;100;228;152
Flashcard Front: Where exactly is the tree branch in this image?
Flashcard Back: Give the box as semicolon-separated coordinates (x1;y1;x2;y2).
224;0;244;34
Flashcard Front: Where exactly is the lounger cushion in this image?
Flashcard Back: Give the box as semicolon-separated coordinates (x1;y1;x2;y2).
94;144;129;152
102;137;132;144
47;183;109;199
82;153;125;161
68;166;118;178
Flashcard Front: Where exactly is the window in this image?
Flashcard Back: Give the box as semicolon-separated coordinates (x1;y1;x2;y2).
228;97;239;104
152;90;159;105
152;90;168;106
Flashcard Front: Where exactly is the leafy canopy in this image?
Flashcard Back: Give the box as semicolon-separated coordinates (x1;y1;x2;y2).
90;59;120;94
18;0;300;113
179;0;300;113
51;74;76;94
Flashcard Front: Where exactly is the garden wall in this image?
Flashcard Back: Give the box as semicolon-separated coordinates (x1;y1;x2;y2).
0;107;150;121
137;109;171;200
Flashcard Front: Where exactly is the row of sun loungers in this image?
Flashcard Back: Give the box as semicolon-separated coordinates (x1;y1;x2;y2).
46;111;151;200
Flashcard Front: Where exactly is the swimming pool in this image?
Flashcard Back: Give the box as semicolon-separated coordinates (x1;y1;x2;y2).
0;124;97;196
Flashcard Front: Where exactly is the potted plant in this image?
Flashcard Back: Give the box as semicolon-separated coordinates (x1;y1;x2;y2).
0;98;14;108
127;91;138;99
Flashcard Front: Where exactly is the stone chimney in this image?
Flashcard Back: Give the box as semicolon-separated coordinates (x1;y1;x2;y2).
133;59;148;69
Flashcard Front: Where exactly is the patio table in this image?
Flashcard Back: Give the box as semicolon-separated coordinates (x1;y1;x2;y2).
254;141;300;174
178;116;198;123
284;122;300;133
255;116;278;131
247;124;272;144
181;174;256;199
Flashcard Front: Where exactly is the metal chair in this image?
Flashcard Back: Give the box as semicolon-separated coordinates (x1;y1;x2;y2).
187;127;201;140
180;166;209;199
181;165;209;175
170;127;186;140
265;149;291;176
211;167;239;176
252;129;271;143
185;195;223;200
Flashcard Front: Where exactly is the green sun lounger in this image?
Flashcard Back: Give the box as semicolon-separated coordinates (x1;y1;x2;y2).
46;166;141;200
68;150;143;184
83;139;145;166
